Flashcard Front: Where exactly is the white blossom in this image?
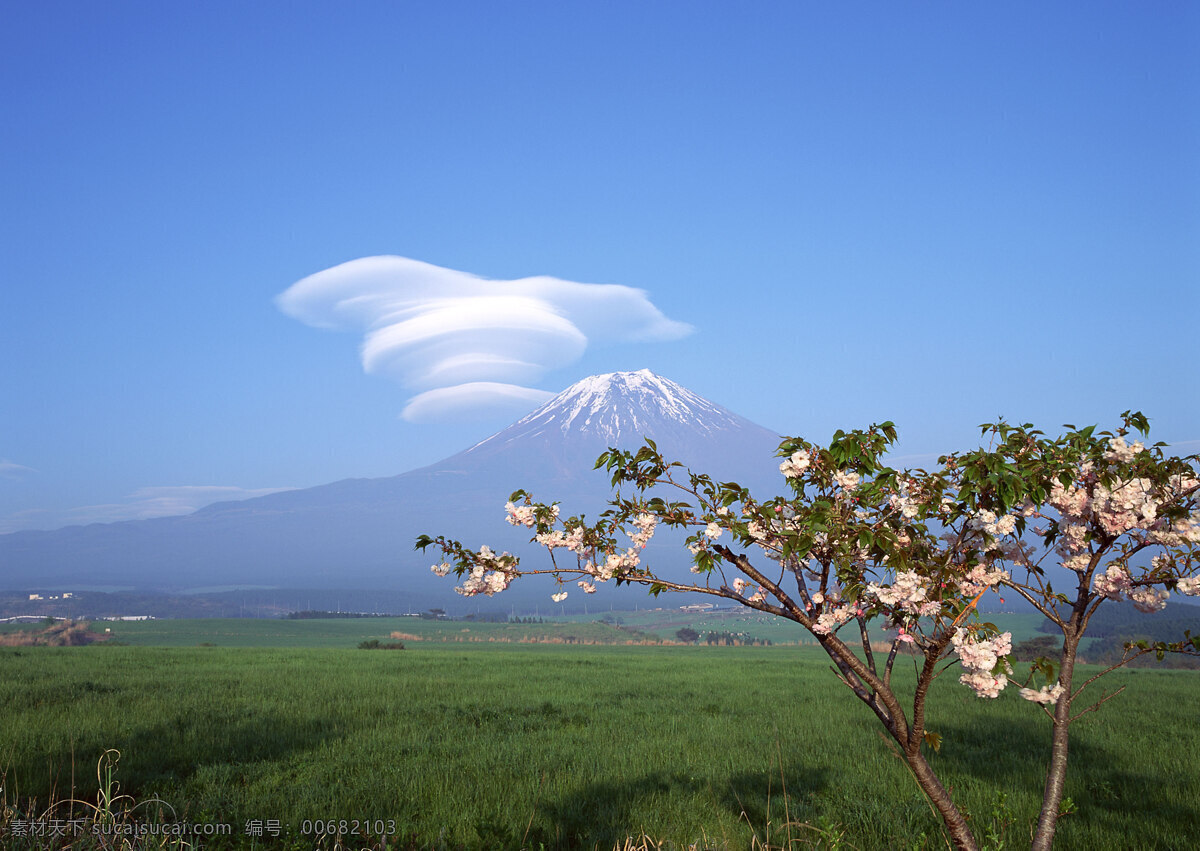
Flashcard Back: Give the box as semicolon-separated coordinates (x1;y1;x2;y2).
1019;682;1065;705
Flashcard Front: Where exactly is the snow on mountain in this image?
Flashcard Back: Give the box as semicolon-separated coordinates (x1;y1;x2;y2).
469;369;752;449
443;369;781;483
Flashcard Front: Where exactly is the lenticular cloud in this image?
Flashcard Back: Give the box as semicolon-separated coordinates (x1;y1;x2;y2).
276;256;692;421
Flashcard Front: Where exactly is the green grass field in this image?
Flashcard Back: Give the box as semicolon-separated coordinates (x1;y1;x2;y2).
93;616;672;648
1;618;1197;849
88;610;1049;649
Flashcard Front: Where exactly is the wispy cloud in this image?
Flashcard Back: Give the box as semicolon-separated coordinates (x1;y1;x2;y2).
1160;438;1200;459
0;459;36;480
400;382;555;423
276;256;693;421
0;485;294;534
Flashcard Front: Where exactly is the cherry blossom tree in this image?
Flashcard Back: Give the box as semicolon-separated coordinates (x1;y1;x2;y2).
417;412;1199;850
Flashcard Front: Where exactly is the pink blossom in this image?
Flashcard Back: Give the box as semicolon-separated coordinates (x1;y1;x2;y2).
868;570;933;616
1104;436;1144;464
834;470;861;492
1177;575;1200;596
1128;586;1168;613
959;670;1008;699
957;564;1009;597
1092;564;1132;600
1019;682;1065;705
951;628;1012;698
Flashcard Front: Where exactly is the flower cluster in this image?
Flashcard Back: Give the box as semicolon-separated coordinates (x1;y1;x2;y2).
951;627;1012;698
630;512;658;547
887;482;922;520
1092;478;1158;536
957;564;1009;597
1048;480;1091;519
779;449;811;479
1092;563;1169;612
505;501;539;527
1019;682;1065;705
1129;586;1169;613
591;548;641;581
833;470;860;493
729;576;766;603
867;570;941;618
968;509;1017;539
812;604;856;636
535;525;587;552
1092;564;1132;599
1105;436;1145;464
1178;575;1200;595
1150;513;1200;547
453;546;514;597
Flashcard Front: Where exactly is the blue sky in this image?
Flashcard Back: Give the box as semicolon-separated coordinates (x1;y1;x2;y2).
2;1;1197;533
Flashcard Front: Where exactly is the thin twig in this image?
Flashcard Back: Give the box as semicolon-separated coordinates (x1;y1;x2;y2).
1069;685;1128;723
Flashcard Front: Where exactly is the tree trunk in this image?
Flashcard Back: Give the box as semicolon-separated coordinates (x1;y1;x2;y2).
907;747;979;850
1031;636;1078;851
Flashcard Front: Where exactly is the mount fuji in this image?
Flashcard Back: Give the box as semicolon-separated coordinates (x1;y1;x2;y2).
0;371;785;607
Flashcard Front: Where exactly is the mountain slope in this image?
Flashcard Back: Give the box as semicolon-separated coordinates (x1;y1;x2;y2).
0;371;785;603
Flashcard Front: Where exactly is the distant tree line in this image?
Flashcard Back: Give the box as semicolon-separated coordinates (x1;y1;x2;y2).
703;630;772;647
1038;600;1199;643
673;627;772;646
1031;602;1200;669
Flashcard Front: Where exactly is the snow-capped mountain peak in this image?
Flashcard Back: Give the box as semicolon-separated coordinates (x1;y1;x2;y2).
467;369;758;452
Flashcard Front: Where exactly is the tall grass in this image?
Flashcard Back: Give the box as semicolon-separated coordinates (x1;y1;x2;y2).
1;643;1196;849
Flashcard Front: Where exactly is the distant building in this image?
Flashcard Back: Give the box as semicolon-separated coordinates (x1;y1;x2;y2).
28;594;42;600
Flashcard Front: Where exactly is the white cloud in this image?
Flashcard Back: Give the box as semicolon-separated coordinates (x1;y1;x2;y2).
0;485;295;534
276;256;693;420
0;459;35;480
122;486;295;517
402;383;555;423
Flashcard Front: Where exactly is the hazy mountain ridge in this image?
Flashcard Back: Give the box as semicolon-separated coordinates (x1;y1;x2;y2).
0;371;785;604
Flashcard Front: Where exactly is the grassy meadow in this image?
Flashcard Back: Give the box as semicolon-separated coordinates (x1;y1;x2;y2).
1;618;1197;850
